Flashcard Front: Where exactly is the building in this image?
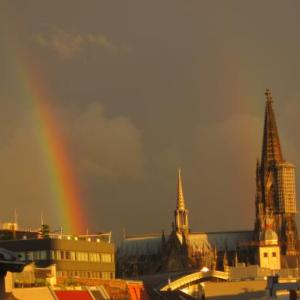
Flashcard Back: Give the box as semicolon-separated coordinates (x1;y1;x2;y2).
117;89;300;277
0;233;115;285
117;168;253;277
0;223;39;240
5;280;150;300
257;213;281;270
254;89;298;255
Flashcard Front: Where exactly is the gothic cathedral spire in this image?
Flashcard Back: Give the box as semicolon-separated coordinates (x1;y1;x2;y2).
261;89;283;171
177;168;186;211
174;168;189;235
254;89;298;255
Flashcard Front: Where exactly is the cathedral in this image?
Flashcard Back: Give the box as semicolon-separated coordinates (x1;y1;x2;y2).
254;89;298;255
117;90;299;277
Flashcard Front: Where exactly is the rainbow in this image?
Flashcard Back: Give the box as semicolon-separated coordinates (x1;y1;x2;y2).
16;55;87;234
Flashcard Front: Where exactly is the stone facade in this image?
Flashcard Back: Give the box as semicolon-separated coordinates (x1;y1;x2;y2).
254;89;299;255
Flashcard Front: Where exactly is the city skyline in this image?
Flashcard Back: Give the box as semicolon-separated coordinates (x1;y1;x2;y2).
1;1;300;240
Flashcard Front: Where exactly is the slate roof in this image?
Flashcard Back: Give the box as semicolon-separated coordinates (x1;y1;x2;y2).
118;234;162;256
118;230;254;256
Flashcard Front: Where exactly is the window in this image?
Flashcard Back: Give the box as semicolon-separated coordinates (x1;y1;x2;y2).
92;272;100;278
76;252;88;261
18;252;26;261
56;250;61;260
70;251;76;260
272;252;276;257
101;272;111;279
65;251;71;260
56;271;62;277
42;250;47;260
89;252;101;262
27;252;34;261
101;253;112;263
264;253;268;258
34;250;47;260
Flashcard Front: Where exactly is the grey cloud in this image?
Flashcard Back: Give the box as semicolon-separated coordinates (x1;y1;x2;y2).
86;34;116;51
35;29;122;59
35;29;84;59
65;102;144;181
3;0;300;238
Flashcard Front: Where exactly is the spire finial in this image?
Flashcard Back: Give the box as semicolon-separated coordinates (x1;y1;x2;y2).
261;88;283;166
265;88;273;103
174;168;189;235
177;167;185;210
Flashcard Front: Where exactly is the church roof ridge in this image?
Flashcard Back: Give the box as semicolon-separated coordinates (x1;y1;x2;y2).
124;233;163;240
192;229;253;235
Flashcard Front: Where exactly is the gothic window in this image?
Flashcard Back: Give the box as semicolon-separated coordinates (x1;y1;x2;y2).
267;184;275;209
181;213;186;226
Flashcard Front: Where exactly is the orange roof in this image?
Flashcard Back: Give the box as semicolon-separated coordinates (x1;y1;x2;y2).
128;284;149;300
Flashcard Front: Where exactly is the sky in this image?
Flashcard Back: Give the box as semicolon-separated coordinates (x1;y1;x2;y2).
1;1;300;241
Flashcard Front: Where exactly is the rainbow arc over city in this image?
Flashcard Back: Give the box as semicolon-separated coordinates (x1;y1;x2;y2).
15;53;87;234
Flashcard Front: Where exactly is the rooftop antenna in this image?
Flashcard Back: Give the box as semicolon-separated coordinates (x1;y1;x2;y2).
14;209;18;225
40;211;44;226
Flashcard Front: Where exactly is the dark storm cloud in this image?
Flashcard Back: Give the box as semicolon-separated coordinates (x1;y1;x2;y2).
1;1;300;240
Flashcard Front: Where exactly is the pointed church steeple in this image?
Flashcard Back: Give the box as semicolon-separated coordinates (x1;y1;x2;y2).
254;89;299;255
174;168;189;235
261;89;283;170
177;168;186;211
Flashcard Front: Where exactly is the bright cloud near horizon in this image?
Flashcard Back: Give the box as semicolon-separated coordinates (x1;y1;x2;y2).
1;1;300;240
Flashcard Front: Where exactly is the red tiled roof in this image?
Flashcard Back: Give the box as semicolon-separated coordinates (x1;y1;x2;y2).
128;284;149;300
55;291;93;300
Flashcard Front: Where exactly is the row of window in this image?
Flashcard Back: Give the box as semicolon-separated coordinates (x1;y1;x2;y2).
18;250;113;263
263;252;277;258
56;271;114;279
51;251;113;263
19;251;47;261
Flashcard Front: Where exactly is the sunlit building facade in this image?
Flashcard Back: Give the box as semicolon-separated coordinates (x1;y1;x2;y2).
0;234;115;283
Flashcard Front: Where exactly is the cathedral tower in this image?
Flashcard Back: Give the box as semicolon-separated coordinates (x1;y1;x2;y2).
174;168;189;235
254;89;298;255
